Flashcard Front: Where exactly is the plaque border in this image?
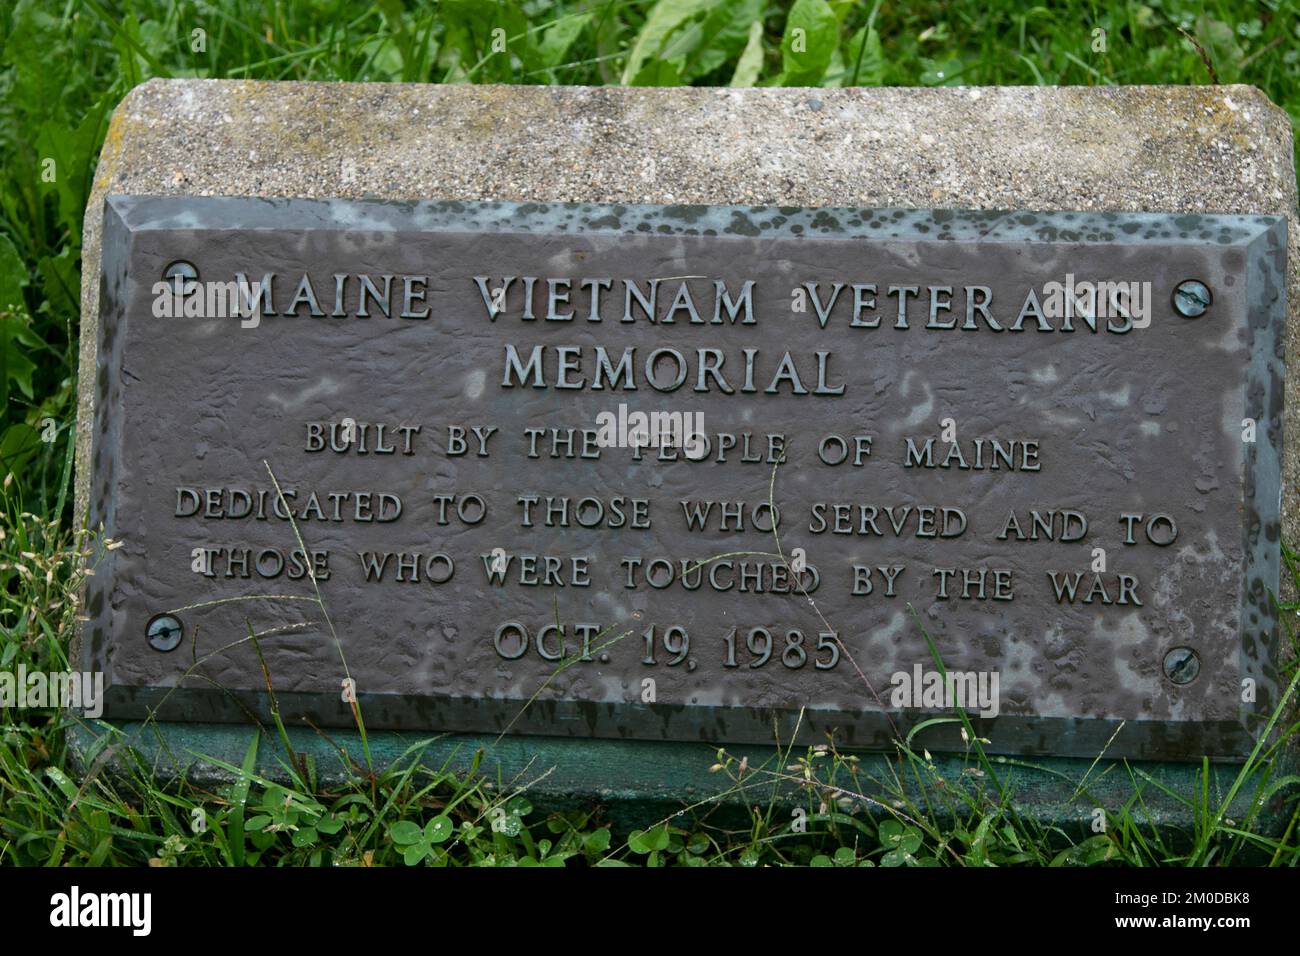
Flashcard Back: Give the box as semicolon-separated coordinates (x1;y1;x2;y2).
79;195;1289;764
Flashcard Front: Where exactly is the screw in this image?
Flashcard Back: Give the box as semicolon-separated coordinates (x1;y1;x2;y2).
147;613;184;652
1172;279;1212;318
1162;646;1200;685
163;260;199;293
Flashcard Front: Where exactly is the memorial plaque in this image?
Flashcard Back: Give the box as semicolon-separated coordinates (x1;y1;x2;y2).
82;195;1286;760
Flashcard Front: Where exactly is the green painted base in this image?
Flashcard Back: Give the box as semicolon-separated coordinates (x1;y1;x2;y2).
68;720;1294;844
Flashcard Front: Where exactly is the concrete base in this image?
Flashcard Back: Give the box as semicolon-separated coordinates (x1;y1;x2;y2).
69;718;1295;843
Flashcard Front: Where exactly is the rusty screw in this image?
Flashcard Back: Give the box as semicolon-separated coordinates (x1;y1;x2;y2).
147;613;183;652
1162;646;1200;685
1172;279;1212;318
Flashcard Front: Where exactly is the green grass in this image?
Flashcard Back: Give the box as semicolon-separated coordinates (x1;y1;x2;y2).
1;0;1298;866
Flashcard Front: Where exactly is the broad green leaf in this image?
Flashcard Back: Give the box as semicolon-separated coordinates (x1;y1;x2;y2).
35;94;112;246
629;57;684;86
0;325;38;401
627;823;671;853
402;843;426;866
3;0;76;119
38;249;79;322
1051;834;1117;867
539;12;593;69
843;24;884;86
389;820;423;845
356;36;406;82
1194;15;1243;82
0;233;26;313
730;20;765;87
621;0;716;84
658;21;706;73
493;809;524;837
689;0;764;78
781;0;837;85
426;815;454;844
316;814;345;836
585;828;612;853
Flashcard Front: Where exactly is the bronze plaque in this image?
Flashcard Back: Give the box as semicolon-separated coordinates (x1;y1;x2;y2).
82;196;1287;759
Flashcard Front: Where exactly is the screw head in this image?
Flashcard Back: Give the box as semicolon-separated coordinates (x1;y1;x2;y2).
146;613;183;652
1162;646;1200;685
1172;279;1212;318
163;260;199;293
